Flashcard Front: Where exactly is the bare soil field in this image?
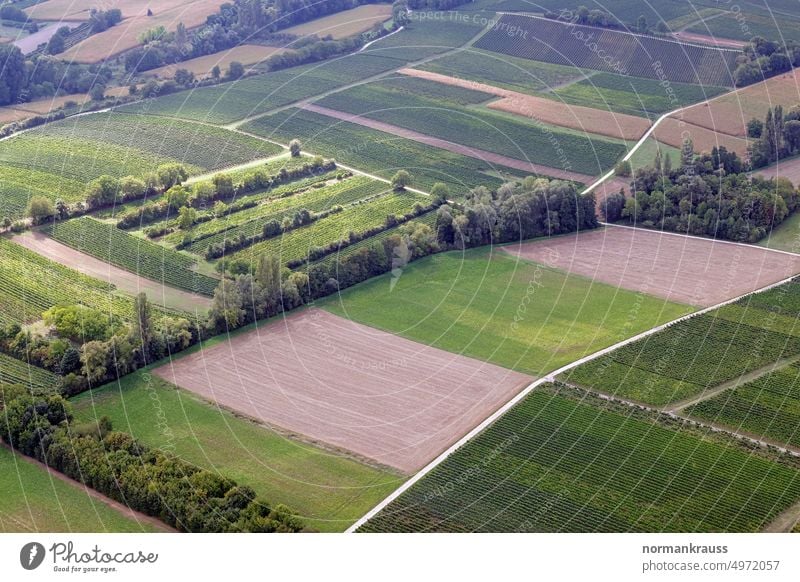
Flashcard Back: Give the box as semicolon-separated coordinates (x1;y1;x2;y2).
654;116;750;156
754;155;800;185
60;0;228;63
302;103;599;185
153;309;532;473
672;31;747;49
502;225;800;307
12;231;211;313
25;0;195;21
0;94;91;125
400;68;651;142
677;70;800;138
281;4;392;40
146;45;292;79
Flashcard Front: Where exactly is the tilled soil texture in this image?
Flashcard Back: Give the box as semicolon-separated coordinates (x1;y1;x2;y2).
399;68;651;142
502;226;800;307
154;310;533;473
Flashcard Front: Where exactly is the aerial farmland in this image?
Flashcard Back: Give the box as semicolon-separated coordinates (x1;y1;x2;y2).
0;2;800;572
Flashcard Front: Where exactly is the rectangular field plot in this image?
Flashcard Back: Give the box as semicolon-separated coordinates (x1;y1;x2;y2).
243;108;524;192
224;189;429;267
0;237;138;326
71;371;401;532
179;175;389;256
686;361;800;448
46;217;219;296
358;385;800;532
323;248;691;377
0;446;158;533
315;81;627;175
563;280;800;406
417;49;586;95
502;226;800;307
474;14;739;87
0;353;59;394
153;309;532;473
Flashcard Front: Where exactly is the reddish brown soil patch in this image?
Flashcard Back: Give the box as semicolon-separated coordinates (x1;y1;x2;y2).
13;231;211;313
400;68;650;141
302;103;598;184
154;310;532;473
654;117;750;156
502;226;800;307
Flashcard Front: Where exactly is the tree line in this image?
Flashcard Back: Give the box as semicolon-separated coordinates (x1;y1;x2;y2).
748;105;800;169
123;0;389;75
0;383;305;532
605;147;800;242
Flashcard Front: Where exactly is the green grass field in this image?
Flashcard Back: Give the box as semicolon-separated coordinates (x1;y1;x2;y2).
358;383;800;532
758;210;800;254
317;82;627;175
628;137;683;171
563;281;800;406
0;445;158;533
322;247;692;376
71;372;402;532
243;107;524;192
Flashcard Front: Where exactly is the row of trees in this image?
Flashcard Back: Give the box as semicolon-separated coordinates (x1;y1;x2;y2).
748;105;800;169
123;0;384;74
0;384;304;532
606;147;800;242
0;46;112;106
733;36;800;87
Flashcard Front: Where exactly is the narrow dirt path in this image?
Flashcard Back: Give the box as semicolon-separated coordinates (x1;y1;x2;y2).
665;355;800;413
0;442;175;533
763;498;800;532
12;231;212;314
302;102;599;184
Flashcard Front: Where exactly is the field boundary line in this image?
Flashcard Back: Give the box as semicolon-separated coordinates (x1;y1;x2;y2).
345;271;800;532
359;26;404;52
602;221;800;258
0;442;176;533
496;11;741;54
559;380;800;457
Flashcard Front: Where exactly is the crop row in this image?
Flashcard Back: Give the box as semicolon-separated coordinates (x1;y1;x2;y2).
563;280;800;406
309;210;438;271
417;49;584;95
317;83;626;175
0;134;175;186
157;170;339;245
47;217;219;296
226;190;429;266
360;385;800;532
40;112;282;173
182;176;388;254
120;53;408;125
687;361;800;448
244;108;523;193
0;352;59;394
475;14;739;87
0;237;138;326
